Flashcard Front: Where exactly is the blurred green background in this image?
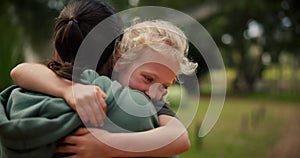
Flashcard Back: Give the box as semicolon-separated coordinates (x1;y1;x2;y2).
1;0;299;157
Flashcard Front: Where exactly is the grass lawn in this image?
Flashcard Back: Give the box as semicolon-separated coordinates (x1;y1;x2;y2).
177;96;300;158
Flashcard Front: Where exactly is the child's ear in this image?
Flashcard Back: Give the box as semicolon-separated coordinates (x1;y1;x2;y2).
112;49;122;72
172;77;177;83
113;61;121;72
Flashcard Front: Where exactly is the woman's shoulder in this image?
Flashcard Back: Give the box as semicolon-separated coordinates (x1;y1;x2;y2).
80;69;111;84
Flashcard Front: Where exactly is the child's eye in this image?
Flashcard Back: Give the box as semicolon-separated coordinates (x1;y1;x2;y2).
144;75;153;82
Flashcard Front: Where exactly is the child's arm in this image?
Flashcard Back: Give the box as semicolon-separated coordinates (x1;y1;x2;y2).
10;63;107;127
56;115;190;157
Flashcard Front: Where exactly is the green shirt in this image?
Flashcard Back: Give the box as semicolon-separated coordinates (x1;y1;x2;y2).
0;69;159;158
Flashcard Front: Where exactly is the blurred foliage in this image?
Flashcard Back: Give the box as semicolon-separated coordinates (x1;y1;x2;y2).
105;0;206;11
0;1;24;90
0;0;63;91
202;0;300;92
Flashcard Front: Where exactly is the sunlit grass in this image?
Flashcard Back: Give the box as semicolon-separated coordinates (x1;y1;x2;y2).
178;96;299;158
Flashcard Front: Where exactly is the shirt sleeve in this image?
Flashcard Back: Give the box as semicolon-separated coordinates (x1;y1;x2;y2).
157;103;177;117
79;69;111;93
152;99;177;117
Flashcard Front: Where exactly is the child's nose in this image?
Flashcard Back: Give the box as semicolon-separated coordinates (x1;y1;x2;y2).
145;83;167;100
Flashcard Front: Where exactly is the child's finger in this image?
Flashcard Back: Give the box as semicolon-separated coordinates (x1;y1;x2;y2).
91;101;105;127
76;105;88;124
95;87;107;113
82;103;98;127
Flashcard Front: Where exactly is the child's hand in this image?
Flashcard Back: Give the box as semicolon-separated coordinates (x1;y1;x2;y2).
64;83;107;127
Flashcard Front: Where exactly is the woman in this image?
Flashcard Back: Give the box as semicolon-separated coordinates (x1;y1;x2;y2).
9;0;196;157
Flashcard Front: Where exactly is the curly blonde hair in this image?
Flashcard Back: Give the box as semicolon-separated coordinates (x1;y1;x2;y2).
114;19;198;75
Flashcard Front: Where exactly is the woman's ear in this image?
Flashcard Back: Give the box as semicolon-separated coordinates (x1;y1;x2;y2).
54;50;62;63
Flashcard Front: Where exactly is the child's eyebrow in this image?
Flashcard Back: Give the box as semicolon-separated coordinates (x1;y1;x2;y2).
142;71;159;79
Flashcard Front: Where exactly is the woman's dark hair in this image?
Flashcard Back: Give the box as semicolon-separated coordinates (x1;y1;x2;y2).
48;0;120;81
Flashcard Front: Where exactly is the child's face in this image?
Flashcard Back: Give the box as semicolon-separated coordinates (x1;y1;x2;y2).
117;48;179;100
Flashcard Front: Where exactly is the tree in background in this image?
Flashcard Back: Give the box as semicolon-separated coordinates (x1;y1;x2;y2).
202;0;300;92
0;0;62;91
0;1;24;91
